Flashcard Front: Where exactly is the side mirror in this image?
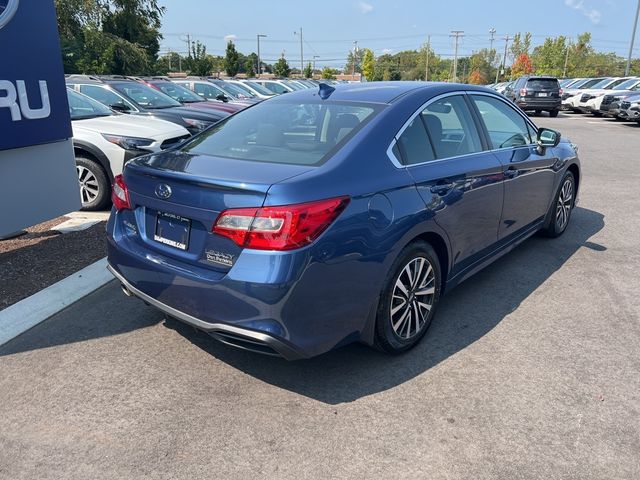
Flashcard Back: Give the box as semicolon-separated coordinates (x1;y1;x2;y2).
110;103;131;113
215;94;228;102
536;127;561;154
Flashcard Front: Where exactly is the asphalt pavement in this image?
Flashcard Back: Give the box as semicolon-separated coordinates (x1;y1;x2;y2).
1;114;639;480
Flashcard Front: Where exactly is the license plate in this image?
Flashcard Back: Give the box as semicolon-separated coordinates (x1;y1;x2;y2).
537;92;548;97
154;212;191;250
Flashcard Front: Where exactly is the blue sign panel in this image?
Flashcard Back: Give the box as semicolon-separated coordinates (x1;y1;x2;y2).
0;0;72;151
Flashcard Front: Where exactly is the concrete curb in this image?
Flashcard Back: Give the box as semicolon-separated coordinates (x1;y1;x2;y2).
0;257;113;347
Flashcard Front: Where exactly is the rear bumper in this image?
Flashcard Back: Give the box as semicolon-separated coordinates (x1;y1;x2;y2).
106;208;382;359
516;99;561;110
108;264;306;360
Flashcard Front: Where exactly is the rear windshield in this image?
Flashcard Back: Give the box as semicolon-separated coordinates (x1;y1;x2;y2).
182;101;382;166
526;78;559;90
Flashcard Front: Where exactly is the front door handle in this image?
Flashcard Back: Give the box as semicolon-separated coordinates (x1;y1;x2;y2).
430;182;455;195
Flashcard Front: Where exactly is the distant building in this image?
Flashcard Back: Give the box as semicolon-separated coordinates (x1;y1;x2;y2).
336;72;362;82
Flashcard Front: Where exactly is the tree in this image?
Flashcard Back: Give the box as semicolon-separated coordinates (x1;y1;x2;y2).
531;36;568;77
510;32;532;59
187;41;213;76
273;55;291;77
304;62;313;78
361;48;375;81
224;41;240;77
468;69;486;85
244;58;256;77
511;53;534;77
321;67;338;79
469;49;497;84
345;48;362;75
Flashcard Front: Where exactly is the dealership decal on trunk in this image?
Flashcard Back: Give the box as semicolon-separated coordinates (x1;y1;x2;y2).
206;250;235;267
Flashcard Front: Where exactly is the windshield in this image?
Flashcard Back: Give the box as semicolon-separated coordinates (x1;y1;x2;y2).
182;101;381;166
154;82;204;103
589;78;614;89
67;89;113;120
213;81;254;99
613;78;639;90
112;82;181;109
283;81;305;91
227;81;259;97
244;81;276;96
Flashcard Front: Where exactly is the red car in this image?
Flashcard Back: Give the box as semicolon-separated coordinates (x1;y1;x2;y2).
141;78;245;115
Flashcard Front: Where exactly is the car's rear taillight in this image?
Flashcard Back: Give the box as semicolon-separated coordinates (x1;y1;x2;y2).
559;88;564;96
112;174;131;211
213;196;350;251
520;88;528;97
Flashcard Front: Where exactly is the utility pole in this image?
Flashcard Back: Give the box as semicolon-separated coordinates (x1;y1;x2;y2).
489;28;496;52
352;40;359;80
626;0;640;75
496;34;510;83
450;31;464;82
563;38;572;78
313;55;319;73
294;28;303;77
257;34;267;78
181;34;192;58
425;35;431;81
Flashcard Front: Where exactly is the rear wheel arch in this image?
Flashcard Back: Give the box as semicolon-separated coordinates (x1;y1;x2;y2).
405;231;450;292
73;141;114;182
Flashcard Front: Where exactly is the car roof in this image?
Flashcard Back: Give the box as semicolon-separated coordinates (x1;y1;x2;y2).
266;81;491;104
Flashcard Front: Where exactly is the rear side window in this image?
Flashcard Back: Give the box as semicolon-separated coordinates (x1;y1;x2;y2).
396;117;435;165
471;95;533;149
422;95;483;158
526;78;559;90
184;101;380;166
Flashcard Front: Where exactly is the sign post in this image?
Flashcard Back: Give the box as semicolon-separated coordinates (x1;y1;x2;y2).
0;0;80;237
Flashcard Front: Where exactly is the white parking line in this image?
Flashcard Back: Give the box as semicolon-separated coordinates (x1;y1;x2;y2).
0;257;112;346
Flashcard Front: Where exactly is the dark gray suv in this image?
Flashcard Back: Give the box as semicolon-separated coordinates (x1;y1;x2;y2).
504;76;561;117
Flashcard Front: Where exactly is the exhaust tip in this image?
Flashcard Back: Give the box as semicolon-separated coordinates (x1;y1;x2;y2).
120;283;133;297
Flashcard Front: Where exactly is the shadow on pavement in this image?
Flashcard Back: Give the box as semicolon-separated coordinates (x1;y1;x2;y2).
165;206;605;404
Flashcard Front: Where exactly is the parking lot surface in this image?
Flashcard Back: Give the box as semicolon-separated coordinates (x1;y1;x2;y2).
1;115;639;480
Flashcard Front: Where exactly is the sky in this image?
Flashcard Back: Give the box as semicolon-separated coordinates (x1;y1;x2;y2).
157;0;639;68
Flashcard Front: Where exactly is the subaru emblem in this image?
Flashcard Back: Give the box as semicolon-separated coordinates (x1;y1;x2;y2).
0;0;19;30
155;183;172;199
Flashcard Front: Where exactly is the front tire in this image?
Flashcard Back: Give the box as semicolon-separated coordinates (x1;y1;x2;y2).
542;171;575;238
549;109;559;117
76;156;110;211
375;241;442;354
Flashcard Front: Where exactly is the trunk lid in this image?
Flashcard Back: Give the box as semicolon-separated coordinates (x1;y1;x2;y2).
121;151;313;271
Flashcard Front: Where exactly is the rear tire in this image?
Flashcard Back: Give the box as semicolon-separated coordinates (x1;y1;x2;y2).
76;156;110;211
535;109;542;116
375;241;441;354
542;171;575;238
549;109;559;117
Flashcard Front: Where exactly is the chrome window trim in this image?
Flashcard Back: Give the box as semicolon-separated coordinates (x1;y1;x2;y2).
468;90;540;141
386;90;486;169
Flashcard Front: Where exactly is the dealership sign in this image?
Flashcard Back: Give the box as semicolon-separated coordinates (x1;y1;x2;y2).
0;0;72;151
0;0;80;237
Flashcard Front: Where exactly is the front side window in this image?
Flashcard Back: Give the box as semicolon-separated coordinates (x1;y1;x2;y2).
421;95;483;158
471;95;532;149
183;101;380;166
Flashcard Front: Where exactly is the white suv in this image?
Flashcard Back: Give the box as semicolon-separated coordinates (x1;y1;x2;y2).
68;89;190;210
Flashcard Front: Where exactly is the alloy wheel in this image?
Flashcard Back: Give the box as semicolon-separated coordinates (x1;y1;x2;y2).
390;257;436;340
555;177;573;231
77;165;100;206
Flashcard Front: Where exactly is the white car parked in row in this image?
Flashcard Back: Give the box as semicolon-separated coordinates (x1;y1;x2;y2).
581;78;640;114
68;89;190;210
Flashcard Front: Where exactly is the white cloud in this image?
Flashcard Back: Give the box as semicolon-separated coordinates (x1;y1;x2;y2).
564;0;602;24
224;34;237;42
381;48;393;55
357;1;373;14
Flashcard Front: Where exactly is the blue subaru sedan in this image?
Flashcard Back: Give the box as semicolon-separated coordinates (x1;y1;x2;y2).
107;82;580;359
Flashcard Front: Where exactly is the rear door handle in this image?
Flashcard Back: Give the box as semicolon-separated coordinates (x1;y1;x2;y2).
430;182;455;195
504;167;519;179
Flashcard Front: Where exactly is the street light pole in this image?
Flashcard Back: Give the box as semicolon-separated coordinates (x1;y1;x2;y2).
625;0;640;76
257;34;267;78
313;55;319;74
294;28;303;77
